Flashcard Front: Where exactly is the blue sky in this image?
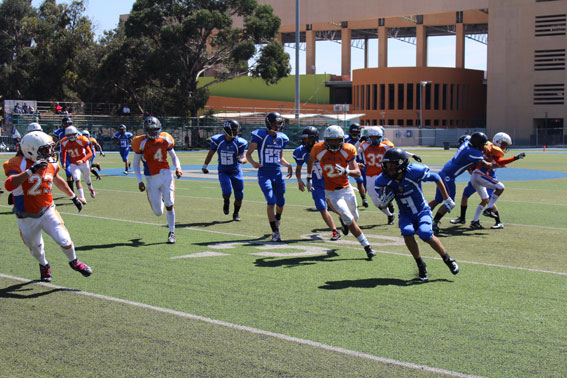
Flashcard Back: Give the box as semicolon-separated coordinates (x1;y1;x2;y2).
32;0;487;74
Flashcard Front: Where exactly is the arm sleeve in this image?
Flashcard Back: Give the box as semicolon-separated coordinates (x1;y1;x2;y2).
494;156;516;166
423;171;441;183
168;149;181;170
133;153;143;183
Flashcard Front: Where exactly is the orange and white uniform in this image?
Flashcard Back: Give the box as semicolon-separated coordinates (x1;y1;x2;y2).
60;135;93;183
470;142;514;199
3;156;73;250
358;140;393;208
132;132;180;216
310;141;359;225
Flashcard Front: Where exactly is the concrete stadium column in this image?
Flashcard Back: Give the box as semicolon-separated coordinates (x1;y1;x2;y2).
416;24;427;67
306;29;316;74
378;26;388;67
456;23;465;68
341;27;351;77
364;38;369;68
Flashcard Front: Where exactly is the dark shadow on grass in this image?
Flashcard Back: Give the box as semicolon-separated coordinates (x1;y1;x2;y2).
176;220;235;228
0;281;64;299
436;225;490;238
0;210;14;215
192;234;336;247
254;251;354;268
75;238;170;251
319;277;452;290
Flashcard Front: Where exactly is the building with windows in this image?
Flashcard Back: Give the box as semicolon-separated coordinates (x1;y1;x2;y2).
250;0;566;145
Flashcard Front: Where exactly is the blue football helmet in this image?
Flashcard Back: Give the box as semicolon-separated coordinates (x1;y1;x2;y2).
144;117;162;139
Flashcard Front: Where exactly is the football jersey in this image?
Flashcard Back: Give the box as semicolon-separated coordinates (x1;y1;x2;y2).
345;135;363;163
358;141;392;176
131;132;175;176
60;136;93;164
88;137;99;157
439;142;484;179
375;163;440;215
3;156;59;216
210;134;248;173
310;141;357;190
250;129;289;172
114;132;133;148
293;142;325;189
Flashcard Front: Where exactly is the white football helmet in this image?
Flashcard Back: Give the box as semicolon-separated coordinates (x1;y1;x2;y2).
323;125;345;152
20;131;56;162
82;130;90;137
144;116;162;139
27;122;43;133
493;132;512;151
65;126;79;141
366;126;384;145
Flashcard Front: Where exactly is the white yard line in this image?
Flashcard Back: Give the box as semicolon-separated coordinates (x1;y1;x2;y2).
0;273;483;378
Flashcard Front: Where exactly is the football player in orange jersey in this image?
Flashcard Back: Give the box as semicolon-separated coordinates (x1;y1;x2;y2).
307;125;376;260
60;126;95;203
132;116;183;244
3;131;92;282
82;130;105;181
468;132;526;229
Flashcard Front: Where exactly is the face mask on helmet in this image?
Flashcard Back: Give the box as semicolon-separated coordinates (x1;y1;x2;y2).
61;117;73;128
37;143;56;162
265;112;284;131
223;120;240;138
65;126;78;142
144;117;162;139
382;149;409;178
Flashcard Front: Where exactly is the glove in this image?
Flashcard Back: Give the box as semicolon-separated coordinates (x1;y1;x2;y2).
71;196;83;212
29;160;48;174
412;154;422;163
306;177;313;192
335;164;349;176
444;198;456;212
515;153;526;160
377;189;395;208
201;164;209;174
101;152;105;157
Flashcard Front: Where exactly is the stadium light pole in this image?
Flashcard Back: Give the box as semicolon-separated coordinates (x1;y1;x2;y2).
294;0;300;119
419;80;431;129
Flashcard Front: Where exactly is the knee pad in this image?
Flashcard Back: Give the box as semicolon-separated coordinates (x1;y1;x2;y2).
417;228;434;242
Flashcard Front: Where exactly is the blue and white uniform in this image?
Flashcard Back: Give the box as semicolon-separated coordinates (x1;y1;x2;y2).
293;142;327;211
250;128;289;206
53;128;72;179
209;134;248;200
434;142;484;203
345;135;365;185
113;131;134;162
375;163;441;241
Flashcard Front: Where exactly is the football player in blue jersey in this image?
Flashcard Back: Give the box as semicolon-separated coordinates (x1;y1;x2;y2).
428;132;497;235
344;123;368;208
375;148;459;282
294;126;341;241
52;116;75;193
113;124;134;174
246;111;294;242
201;120;248;221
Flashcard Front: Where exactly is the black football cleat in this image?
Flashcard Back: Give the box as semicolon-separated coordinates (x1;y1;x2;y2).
339;218;349;236
69;259;92;277
364;245;376;260
39;263;52;282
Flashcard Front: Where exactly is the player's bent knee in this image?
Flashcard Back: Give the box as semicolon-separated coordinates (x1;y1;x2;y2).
418;229;434;241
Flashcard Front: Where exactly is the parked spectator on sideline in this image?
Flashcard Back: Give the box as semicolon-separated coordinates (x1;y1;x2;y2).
13;103;22;114
22;103;29;114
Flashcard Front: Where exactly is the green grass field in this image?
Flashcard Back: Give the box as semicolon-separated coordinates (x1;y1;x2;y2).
1;149;566;377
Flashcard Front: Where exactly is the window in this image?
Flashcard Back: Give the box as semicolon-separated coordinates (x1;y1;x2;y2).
425;83;431;110
456;84;461;110
387;119;394;125
407;119;413;126
534;49;565;71
434;84;440;110
372;84;378;110
442;84;447;110
442;120;447;126
425;119;431;126
397;119;404;126
416;83;421;110
372;119;377;125
388;84;395;110
360;86;365;109
398;84;404;109
407;83;414;110
434;119;439;126
366;85;371;110
380;84;385;110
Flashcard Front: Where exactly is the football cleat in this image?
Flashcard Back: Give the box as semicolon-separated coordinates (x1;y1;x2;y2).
223;199;230;215
444;257;460;275
271;232;281;242
387;215;395;225
69;259;92;277
450;217;466;224
491;223;504;229
339;218;349;236
123;170;128;175
470;220;484;230
432;221;440;235
167;232;176;244
78;197;87;205
89;187;96;198
330;230;341;241
232;213;241;221
483;208;498;219
418;262;429;282
362;198;369;208
39;263;52;282
364;245;376;260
